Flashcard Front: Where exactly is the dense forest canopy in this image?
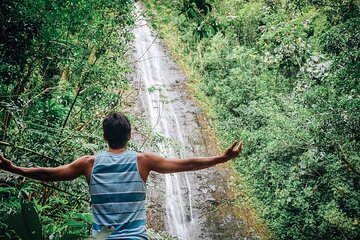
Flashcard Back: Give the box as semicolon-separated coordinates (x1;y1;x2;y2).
144;0;360;239
0;0;135;238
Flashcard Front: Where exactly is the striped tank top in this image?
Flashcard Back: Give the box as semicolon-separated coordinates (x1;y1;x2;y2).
90;150;148;239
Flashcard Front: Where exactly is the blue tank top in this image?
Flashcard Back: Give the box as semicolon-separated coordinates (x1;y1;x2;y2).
90;150;148;240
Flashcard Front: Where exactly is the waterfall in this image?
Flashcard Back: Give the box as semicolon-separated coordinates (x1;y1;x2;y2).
131;2;196;239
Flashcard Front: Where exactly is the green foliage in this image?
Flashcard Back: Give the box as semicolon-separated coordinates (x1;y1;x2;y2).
0;0;136;238
8;201;43;240
145;0;360;239
7;200;116;240
180;0;223;39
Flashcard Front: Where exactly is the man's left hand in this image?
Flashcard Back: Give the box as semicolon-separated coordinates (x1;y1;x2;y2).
222;140;243;161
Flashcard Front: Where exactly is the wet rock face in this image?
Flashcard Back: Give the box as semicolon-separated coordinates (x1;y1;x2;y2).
129;2;215;239
146;172;166;232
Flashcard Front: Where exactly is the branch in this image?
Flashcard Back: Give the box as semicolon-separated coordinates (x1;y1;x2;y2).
40;182;90;203
130;33;159;64
335;142;360;178
0;176;89;203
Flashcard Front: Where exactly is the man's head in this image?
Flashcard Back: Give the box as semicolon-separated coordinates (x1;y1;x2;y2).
102;112;131;149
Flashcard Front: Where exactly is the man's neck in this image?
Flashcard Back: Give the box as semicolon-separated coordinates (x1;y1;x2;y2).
108;147;127;154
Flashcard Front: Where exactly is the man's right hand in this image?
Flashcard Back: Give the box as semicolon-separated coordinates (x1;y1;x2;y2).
0;154;13;170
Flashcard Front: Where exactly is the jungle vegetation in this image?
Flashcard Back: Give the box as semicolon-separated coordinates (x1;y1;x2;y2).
144;0;360;239
0;0;136;238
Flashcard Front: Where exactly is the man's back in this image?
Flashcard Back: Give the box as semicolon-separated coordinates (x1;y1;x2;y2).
90;150;148;239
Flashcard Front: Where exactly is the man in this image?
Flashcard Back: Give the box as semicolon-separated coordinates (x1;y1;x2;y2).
0;112;243;239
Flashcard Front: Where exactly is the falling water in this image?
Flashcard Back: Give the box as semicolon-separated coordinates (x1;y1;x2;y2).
130;2;197;239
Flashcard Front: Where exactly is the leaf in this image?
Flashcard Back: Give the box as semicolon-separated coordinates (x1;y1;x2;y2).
0;187;17;193
64;220;84;227
8;202;43;240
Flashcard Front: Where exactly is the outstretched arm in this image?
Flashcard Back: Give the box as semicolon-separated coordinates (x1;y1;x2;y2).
139;141;243;174
0;154;92;182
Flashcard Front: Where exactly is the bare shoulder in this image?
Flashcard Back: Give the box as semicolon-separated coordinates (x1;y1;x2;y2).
137;152;165;170
137;152;148;164
137;152;164;174
137;152;150;158
74;155;95;167
75;155;95;161
137;152;162;161
74;155;95;183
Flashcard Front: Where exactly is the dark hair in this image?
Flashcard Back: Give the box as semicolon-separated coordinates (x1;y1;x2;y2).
102;112;131;148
